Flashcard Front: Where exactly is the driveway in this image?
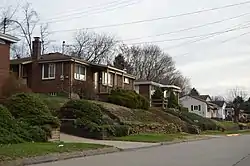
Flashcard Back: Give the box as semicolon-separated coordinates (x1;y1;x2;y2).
60;133;159;149
34;134;250;166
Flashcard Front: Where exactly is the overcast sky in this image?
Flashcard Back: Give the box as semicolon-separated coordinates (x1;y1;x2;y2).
2;0;250;97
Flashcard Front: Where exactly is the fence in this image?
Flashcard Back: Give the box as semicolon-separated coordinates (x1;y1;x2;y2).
151;98;168;109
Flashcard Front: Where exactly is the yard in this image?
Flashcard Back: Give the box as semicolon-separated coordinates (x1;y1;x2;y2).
0;142;106;162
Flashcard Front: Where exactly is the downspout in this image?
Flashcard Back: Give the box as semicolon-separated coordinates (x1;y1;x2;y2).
61;62;64;92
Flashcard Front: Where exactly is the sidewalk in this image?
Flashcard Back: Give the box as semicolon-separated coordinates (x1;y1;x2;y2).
60;133;160;150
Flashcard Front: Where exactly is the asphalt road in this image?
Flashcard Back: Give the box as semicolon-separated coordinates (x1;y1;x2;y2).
33;135;250;166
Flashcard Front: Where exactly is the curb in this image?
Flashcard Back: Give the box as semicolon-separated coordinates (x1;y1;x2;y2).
226;134;240;137
120;136;214;152
0;136;215;166
0;147;120;166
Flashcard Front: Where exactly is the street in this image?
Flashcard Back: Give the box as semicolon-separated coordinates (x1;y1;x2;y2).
32;135;250;166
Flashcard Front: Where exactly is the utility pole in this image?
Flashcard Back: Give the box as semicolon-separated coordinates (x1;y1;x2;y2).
3;18;7;34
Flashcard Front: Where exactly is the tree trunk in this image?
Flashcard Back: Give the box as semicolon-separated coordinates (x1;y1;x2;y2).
234;109;239;123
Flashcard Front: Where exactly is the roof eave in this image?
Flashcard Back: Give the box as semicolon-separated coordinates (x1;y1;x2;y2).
0;33;20;43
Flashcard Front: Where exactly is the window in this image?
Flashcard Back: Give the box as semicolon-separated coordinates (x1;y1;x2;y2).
124;77;129;84
194;106;198;110
49;92;57;96
42;63;55;79
102;72;113;86
198;105;201;111
74;65;86;81
191;105;194;111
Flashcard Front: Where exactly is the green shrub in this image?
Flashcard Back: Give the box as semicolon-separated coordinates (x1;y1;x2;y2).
167;109;218;131
60;100;106;138
167;91;179;109
60;100;103;124
3;93;60;143
108;89;149;110
111;125;130;137
5;93;51;118
152;88;163;99
180;107;189;112
0;104;13;121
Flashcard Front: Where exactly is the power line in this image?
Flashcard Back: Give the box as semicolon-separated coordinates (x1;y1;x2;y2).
174;30;250;58
125;21;250;45
126;24;250;45
43;0;124;20
50;0;250;33
41;0;140;24
221;30;250;43
122;12;250;41
164;24;250;51
42;0;138;20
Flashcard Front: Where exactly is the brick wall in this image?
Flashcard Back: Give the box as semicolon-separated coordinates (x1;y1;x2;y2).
0;42;10;94
139;84;150;101
31;62;71;93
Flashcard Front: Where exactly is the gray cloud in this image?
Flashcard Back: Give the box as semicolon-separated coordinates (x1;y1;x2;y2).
3;0;250;96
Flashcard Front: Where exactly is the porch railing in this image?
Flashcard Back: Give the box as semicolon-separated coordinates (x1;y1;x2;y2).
151;98;168;109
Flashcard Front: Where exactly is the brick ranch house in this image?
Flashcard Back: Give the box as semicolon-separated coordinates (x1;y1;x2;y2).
10;37;135;99
0;33;19;94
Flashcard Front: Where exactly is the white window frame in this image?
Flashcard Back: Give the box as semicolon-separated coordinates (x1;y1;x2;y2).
102;72;113;86
42;63;56;80
124;77;129;84
74;64;86;81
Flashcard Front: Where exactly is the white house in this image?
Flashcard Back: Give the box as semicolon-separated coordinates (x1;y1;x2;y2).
211;101;227;120
180;95;218;118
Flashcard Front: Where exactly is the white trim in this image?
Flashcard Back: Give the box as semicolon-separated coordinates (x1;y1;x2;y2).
124;77;130;84
42;63;56;80
22;61;32;65
74;64;86;81
102;72;113;86
0;33;20;43
135;81;181;90
72;59;90;66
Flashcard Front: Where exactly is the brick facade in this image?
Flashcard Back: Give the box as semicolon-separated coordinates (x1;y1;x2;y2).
0;42;10;94
9;37;135;97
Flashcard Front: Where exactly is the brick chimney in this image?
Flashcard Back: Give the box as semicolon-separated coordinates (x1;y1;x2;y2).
32;37;41;60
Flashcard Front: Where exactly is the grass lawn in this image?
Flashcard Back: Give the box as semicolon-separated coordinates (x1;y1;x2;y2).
113;133;200;143
0;142;106;162
202;130;250;135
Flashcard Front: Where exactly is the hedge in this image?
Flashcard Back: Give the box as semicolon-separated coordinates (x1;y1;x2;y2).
2;93;60;143
108;89;149;110
167;109;219;131
0;104;47;144
59;100;130;139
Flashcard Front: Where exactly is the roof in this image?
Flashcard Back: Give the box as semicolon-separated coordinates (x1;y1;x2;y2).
10;52;136;79
0;33;20;43
134;81;181;91
181;95;218;109
211;101;226;107
199;95;211;100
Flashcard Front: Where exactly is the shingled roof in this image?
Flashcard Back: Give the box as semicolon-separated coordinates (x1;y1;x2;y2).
211;101;226;107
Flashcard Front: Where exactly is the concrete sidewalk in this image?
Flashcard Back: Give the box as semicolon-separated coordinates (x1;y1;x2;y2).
60;133;160;150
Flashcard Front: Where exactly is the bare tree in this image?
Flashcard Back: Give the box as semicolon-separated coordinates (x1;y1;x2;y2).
10;41;28;59
17;3;39;56
0;5;19;32
211;96;225;101
120;45;176;81
227;87;247;122
117;44;191;93
3;3;39;56
40;23;50;54
70;30;118;64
